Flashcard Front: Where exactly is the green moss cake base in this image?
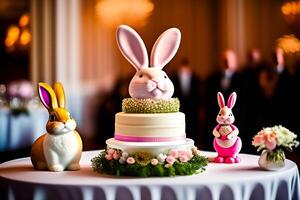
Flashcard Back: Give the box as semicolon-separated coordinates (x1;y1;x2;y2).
91;148;208;177
122;98;180;113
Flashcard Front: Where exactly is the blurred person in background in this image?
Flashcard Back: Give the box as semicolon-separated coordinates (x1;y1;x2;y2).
256;48;293;131
292;58;300;135
204;49;243;151
171;58;201;146
240;49;267;153
95;76;131;148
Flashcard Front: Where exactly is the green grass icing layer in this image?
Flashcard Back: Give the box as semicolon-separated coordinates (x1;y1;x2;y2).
91;149;208;177
122;98;180;113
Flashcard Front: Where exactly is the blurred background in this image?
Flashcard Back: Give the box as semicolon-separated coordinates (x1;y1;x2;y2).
1;0;300;164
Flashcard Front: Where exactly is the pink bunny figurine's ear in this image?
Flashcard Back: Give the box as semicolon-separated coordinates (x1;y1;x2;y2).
227;92;237;109
150;28;181;69
38;82;58;111
116;25;149;71
217;92;225;108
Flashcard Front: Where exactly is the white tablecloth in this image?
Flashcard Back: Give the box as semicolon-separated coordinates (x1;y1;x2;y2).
0;151;299;200
0;107;48;151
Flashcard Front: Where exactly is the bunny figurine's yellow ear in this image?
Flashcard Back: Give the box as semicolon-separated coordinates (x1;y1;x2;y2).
53;82;66;108
38;82;58;111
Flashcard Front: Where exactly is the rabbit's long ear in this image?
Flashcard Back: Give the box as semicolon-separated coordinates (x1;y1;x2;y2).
217;92;225;108
116;25;148;71
53;82;66;108
150;28;181;69
38;82;58;111
227;92;237;109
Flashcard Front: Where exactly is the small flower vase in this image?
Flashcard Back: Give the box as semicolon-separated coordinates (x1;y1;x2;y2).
258;149;285;171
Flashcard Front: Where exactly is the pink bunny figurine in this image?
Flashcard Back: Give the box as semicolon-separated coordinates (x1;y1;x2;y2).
213;92;242;163
116;25;181;100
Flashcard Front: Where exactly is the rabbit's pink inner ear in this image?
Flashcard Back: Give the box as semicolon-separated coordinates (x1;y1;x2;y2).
227;92;237;108
150;28;181;69
217;92;225;108
116;25;149;70
39;86;52;110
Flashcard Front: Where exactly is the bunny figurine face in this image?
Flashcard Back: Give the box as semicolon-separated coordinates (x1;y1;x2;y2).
116;25;181;99
38;82;76;135
216;92;237;125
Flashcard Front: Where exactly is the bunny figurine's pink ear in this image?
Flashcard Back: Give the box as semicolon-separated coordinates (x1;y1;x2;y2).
116;25;149;71
38;82;58;111
217;92;225;108
150;28;181;69
227;92;237;109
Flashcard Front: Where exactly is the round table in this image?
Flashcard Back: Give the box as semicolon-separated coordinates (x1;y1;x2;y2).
0;151;299;200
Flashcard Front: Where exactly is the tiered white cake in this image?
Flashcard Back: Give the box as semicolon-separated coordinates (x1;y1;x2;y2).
106;112;194;155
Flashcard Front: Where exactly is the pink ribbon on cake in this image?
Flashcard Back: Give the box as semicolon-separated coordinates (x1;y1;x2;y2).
114;133;185;142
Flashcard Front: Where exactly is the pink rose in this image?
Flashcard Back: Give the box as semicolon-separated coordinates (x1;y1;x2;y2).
126;157;135;164
107;149;115;155
265;139;277;150
113;151;121;160
252;135;264;145
166;156;175;165
105;154;113;160
178;150;186;157
151;159;158;166
168;149;178;158
179;154;189;163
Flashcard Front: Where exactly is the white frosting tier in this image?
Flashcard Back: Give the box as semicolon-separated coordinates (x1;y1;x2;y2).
106;138;194;155
114;112;186;142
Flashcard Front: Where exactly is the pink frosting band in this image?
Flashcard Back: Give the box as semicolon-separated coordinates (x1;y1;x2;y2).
114;133;186;142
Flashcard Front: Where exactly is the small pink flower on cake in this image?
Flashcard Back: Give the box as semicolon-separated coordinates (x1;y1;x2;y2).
126;157;135;164
168;149;178;158
178;150;186;157
105;154;113;160
107;148;115;155
151;158;159;166
113;151;121;160
166;156;175;165
179;154;189;163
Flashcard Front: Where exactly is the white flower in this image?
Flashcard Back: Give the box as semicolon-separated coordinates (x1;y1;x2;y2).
191;146;198;154
119;157;126;164
122;152;129;158
157;153;167;163
164;164;171;168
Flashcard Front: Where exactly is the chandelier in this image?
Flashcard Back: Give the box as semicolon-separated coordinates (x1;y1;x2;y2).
5;13;31;53
281;1;300;25
95;0;154;28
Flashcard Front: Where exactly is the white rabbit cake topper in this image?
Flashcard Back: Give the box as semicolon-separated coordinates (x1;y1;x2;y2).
116;25;181;100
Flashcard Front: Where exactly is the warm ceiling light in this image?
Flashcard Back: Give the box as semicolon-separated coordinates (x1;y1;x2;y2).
20;29;31;46
5;26;20;47
277;34;300;54
95;0;154;27
19;13;30;28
